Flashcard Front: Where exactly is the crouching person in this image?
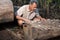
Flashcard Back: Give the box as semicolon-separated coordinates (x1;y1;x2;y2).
16;1;46;27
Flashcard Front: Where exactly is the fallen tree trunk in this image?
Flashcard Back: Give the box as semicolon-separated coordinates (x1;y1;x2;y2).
23;19;60;40
0;0;14;23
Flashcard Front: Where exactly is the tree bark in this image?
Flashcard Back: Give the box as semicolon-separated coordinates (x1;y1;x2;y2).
0;0;14;23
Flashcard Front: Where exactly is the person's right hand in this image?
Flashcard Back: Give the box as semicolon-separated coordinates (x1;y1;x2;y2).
24;19;31;24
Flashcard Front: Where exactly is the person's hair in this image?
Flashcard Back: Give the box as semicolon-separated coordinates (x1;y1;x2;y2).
29;1;38;5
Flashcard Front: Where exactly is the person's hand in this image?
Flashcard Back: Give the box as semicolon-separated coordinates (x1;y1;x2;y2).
24;19;31;24
26;20;31;23
41;18;46;22
33;18;40;22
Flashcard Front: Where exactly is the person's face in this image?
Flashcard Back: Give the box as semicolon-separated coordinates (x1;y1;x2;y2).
31;3;37;11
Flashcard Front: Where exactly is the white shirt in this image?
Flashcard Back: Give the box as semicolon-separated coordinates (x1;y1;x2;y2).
17;5;40;20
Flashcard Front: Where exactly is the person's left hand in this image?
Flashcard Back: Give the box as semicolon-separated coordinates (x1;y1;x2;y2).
41;18;46;22
33;18;40;22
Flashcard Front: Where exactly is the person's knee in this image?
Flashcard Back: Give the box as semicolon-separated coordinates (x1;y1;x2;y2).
17;20;23;26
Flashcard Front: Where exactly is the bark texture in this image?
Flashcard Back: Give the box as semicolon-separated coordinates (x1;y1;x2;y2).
23;19;60;40
0;0;14;23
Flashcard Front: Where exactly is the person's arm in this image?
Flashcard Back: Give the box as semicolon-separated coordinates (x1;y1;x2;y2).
16;6;31;23
36;16;46;21
16;16;31;23
35;9;46;21
36;16;42;20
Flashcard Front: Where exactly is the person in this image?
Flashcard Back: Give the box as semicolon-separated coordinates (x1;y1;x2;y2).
16;1;46;26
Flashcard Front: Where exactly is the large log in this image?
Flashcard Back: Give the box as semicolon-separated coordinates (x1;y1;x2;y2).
23;19;60;40
0;0;14;23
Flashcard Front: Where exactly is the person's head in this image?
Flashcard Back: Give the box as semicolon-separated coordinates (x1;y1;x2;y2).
29;1;38;11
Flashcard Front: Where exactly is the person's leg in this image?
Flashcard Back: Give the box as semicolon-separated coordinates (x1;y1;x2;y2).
17;20;24;29
17;20;23;26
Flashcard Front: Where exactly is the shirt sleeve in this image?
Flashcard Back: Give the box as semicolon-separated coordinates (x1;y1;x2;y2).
34;9;40;16
16;6;24;16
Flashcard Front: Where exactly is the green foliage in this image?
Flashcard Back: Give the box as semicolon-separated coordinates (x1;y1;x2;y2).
57;0;60;8
46;0;52;6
